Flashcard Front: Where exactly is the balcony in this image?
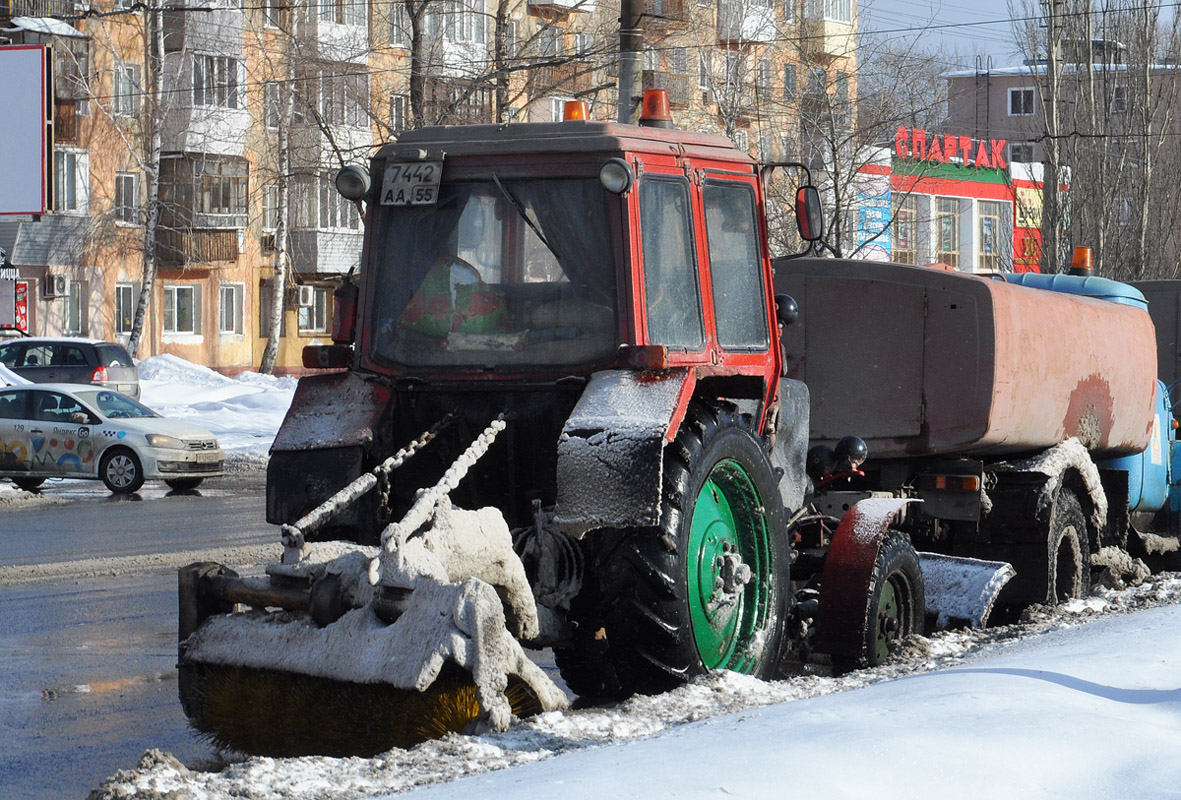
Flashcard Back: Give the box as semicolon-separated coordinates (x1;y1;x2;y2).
530;61;596;95
0;0;73;20
642;71;694;108
640;0;685;27
156;228;240;266
528;0;596;13
800;16;854;61
423;78;492;125
717;0;776;43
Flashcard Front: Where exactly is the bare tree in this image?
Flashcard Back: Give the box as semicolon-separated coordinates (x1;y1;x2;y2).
1013;0;1181;278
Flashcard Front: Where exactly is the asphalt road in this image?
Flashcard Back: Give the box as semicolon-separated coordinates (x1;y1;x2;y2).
0;473;276;800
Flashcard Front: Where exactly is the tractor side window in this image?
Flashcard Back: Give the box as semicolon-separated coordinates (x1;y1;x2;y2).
704;181;769;350
640;178;704;350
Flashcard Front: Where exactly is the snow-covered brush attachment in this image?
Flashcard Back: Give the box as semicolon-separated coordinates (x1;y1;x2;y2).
919;553;1016;629
177;417;569;757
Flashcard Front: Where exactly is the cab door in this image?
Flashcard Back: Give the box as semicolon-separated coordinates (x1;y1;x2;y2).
28;390;96;477
0;388;32;471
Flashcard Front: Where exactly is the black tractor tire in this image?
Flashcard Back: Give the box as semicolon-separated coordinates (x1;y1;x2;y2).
1047;487;1090;604
832;531;925;673
166;477;205;492
12;477;45;492
100;447;145;494
555;402;791;700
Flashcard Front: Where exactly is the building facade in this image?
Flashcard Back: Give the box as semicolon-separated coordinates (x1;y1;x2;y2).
0;0;857;372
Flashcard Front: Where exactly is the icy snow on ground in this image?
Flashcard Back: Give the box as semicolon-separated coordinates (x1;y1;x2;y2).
91;574;1181;800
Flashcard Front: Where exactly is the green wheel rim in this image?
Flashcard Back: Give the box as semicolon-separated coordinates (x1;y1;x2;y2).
687;458;773;671
872;573;911;663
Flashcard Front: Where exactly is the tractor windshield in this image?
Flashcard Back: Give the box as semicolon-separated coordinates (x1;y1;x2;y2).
368;177;618;369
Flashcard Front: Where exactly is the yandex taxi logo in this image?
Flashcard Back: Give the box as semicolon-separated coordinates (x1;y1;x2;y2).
894;125;1008;169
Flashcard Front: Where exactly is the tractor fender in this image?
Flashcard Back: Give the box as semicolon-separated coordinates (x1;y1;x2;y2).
812;497;918;659
552;368;693;537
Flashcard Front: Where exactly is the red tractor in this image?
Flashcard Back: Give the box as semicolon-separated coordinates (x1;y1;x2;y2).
178;93;945;757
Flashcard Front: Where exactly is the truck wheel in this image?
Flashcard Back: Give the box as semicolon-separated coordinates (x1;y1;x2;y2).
1047;487;1089;603
556;403;790;699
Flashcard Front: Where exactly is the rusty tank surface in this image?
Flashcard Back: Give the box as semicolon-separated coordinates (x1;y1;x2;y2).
774;258;1158;459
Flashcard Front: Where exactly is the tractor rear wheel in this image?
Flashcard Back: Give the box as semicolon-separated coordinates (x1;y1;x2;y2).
556;402;790;699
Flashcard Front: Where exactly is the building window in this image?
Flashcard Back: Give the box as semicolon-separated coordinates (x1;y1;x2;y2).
805;0;850;22
892;194;919;265
113;62;140;116
116;283;136;334
757;59;771;99
390;0;410;45
1009;87;1034;116
978;200;1010;272
164;285;199;335
219;283;245;335
1111;85;1127;114
807;66;826;96
783;0;794;22
935;197;960;268
264;0;289;28
295;66;370;128
298;286;328;332
320;0;366;26
291;173;362;230
538;24;560;57
193;55;242;109
1009;142;1035;163
698;51;711;90
390;94;407;132
264;81;280;129
442;0;484;43
783;64;796;98
64;280;83;334
53;149;87;213
262;183;279;231
643;48;659;72
115;172;139;224
196;158;249;227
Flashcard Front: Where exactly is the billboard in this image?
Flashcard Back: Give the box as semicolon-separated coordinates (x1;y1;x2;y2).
0;45;51;216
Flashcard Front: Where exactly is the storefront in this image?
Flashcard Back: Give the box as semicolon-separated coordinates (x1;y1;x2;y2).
857;125;1047;273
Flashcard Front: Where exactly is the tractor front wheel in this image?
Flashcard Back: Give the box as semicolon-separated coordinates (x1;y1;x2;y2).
556;402;790;699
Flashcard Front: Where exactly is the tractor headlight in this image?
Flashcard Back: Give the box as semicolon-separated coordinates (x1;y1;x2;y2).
599;158;634;194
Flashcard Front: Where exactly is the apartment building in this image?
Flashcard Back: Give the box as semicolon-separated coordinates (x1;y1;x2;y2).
0;0;856;373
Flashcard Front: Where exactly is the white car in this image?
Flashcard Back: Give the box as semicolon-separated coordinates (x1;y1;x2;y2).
0;383;224;493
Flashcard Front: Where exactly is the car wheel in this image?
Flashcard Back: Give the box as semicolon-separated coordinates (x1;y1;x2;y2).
166;477;204;491
12;477;45;492
100;448;145;494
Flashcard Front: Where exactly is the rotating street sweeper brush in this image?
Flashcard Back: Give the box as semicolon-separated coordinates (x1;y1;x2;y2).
178;418;569;757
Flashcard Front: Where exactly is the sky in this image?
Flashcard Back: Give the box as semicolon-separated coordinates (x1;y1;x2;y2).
8;354;1170;800
860;0;1029;68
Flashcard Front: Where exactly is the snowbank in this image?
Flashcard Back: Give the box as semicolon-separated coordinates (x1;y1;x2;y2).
90;574;1181;800
138;354;296;471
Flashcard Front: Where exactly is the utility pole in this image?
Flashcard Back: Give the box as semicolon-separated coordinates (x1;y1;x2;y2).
618;0;642;123
1041;0;1064;272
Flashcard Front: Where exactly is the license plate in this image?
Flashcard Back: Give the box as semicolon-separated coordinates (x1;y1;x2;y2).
381;161;443;206
196;451;220;464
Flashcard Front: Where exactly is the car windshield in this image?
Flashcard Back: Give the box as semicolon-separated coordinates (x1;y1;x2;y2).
75;389;157;419
368;177;618;369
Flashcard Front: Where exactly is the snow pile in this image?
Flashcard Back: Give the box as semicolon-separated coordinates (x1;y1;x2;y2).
91;573;1181;800
138;354;297;471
